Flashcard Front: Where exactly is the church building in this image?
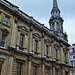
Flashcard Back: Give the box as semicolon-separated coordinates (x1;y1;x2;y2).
0;0;71;75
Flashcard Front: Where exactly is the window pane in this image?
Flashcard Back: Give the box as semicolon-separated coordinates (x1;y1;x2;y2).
17;63;23;75
0;34;6;47
70;49;73;53
56;22;59;29
4;17;9;25
56;49;57;59
35;40;38;52
53;23;55;30
34;67;37;75
5;17;9;21
20;34;24;47
1;35;6;41
46;45;48;56
0;62;3;75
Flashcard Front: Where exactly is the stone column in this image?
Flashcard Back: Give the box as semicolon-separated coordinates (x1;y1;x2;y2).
38;41;41;56
28;30;32;53
55;22;56;31
10;17;17;48
60;47;64;62
61;69;65;75
57;50;60;61
0;13;5;23
28;61;32;75
54;48;56;60
5;34;9;48
7;57;13;75
44;44;46;56
23;34;28;52
32;39;35;54
53;66;55;75
2;60;5;75
51;44;54;60
0;30;2;44
17;32;20;50
49;46;51;59
42;64;45;75
41;36;44;56
67;51;70;64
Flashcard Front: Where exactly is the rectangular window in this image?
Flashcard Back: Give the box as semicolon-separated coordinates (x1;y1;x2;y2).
56;70;58;75
70;49;73;53
34;67;37;75
56;49;57;59
35;40;38;52
46;45;49;56
0;62;3;75
4;16;9;25
73;62;75;68
65;53;66;61
65;72;68;75
0;34;6;47
19;34;24;47
17;63;23;75
46;69;49;75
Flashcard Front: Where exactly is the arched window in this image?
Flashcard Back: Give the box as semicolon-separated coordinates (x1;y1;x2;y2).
56;22;59;29
56;11;57;14
53;23;55;30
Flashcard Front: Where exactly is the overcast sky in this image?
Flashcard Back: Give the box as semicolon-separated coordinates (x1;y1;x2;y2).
7;0;75;45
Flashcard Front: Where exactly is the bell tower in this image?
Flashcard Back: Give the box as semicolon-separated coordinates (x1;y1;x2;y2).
49;0;68;41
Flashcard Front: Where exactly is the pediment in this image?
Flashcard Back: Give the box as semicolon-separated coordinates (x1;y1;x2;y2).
18;26;28;34
32;33;41;39
44;39;51;44
1;28;9;34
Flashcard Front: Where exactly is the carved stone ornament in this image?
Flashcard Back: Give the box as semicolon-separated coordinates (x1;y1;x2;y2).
18;26;28;34
32;33;41;39
1;28;9;35
44;39;51;45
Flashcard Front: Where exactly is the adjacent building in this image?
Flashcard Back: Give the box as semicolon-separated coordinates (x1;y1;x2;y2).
69;44;75;75
0;0;71;75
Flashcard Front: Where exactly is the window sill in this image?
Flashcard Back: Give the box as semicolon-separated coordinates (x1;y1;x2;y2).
16;45;28;52
32;50;40;55
0;46;7;50
45;55;51;58
0;22;10;28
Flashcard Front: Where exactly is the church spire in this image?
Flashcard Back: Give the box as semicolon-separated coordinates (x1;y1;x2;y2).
53;0;58;8
51;0;60;18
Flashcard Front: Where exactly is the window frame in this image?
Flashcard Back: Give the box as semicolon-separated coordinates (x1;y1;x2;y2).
46;45;49;56
0;34;7;48
55;49;58;59
53;23;55;30
73;62;75;68
34;40;38;52
34;66;37;75
19;33;24;48
4;16;9;25
17;62;23;75
56;22;59;29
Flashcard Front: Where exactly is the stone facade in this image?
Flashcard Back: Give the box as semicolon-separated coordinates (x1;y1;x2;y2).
0;0;71;75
